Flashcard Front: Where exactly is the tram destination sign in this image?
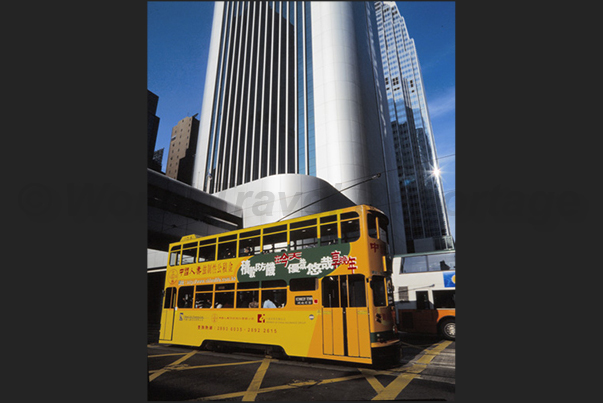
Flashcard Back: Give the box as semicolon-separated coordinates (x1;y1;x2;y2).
295;296;314;305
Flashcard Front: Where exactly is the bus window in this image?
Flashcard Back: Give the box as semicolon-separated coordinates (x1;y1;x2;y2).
433;290;455;309
239;230;261;256
400;256;427;273
370;276;387;307
322;276;340;307
169;247;181;266
181;242;198;264
416;291;430;309
290;277;316;291
367;213;378;239
319;215;338;245
348;274;366;307
194;285;213;308
177;286;194;309
236;281;260;308
198;243;216;262
214;283;235;308
290;226;318;250
340;212;360;243
164;287;176;309
217;235;237;260
427;252;455;271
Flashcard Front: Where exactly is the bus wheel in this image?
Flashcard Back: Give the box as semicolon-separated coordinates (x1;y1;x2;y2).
439;318;455;341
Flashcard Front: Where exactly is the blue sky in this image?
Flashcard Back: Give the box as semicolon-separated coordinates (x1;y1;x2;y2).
148;1;455;239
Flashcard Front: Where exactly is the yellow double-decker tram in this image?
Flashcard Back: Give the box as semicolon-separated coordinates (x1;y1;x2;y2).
159;205;401;367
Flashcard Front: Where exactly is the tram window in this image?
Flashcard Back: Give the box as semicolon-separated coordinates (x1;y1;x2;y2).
378;214;389;243
264;224;287;234
214;283;235;308
198;244;216;262
237;289;259;308
199;238;215;246
262;288;286;308
322;276;340;308
239;236;260;256
348;275;366;307
320;215;337;224
340;212;359;220
263;231;287;254
386;277;394;305
341;213;360;243
262;279;287;288
177;286;194;309
340;276;348;308
367;213;378;239
238;281;260;289
290;226;318;250
290;277;316;291
217;241;236;259
290;218;316;229
194;285;213;308
241;229;261;238
181;243;197;264
169;248;181;266
164;287;176;309
320;222;338;245
370;276;387;307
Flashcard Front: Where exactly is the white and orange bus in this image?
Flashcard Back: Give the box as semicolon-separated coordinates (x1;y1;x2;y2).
391;250;455;340
158;205;401;367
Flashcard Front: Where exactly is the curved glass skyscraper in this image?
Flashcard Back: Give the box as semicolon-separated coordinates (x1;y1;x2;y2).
374;1;453;252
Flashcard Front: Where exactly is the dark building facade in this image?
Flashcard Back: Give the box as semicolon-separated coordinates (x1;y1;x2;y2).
166;114;200;185
148;90;162;172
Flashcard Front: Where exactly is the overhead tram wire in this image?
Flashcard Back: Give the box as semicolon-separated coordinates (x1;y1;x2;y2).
153;152;455;233
276;173;382;222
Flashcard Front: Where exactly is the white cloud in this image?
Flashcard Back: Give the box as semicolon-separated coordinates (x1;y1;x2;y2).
427;87;455;119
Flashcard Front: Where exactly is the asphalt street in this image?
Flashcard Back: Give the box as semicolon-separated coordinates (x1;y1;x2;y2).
148;334;455;400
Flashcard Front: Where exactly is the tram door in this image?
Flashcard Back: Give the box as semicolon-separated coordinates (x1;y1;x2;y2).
321;275;371;358
159;287;176;341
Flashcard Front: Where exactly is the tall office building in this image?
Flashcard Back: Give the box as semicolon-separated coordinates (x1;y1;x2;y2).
166;114;200;185
374;1;453;252
147;90;161;170
193;1;407;254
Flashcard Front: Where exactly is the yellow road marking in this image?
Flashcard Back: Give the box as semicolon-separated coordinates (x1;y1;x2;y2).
417;340;452;365
242;358;272;401
372;372;419;400
190;374;366;401
149;350;196;382
178;360;264;371
359;368;385;393
148;352;190;358
157;340;453;400
372;340;452;400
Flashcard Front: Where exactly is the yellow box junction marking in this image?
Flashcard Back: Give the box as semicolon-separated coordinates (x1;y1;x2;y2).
149;340;453;401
